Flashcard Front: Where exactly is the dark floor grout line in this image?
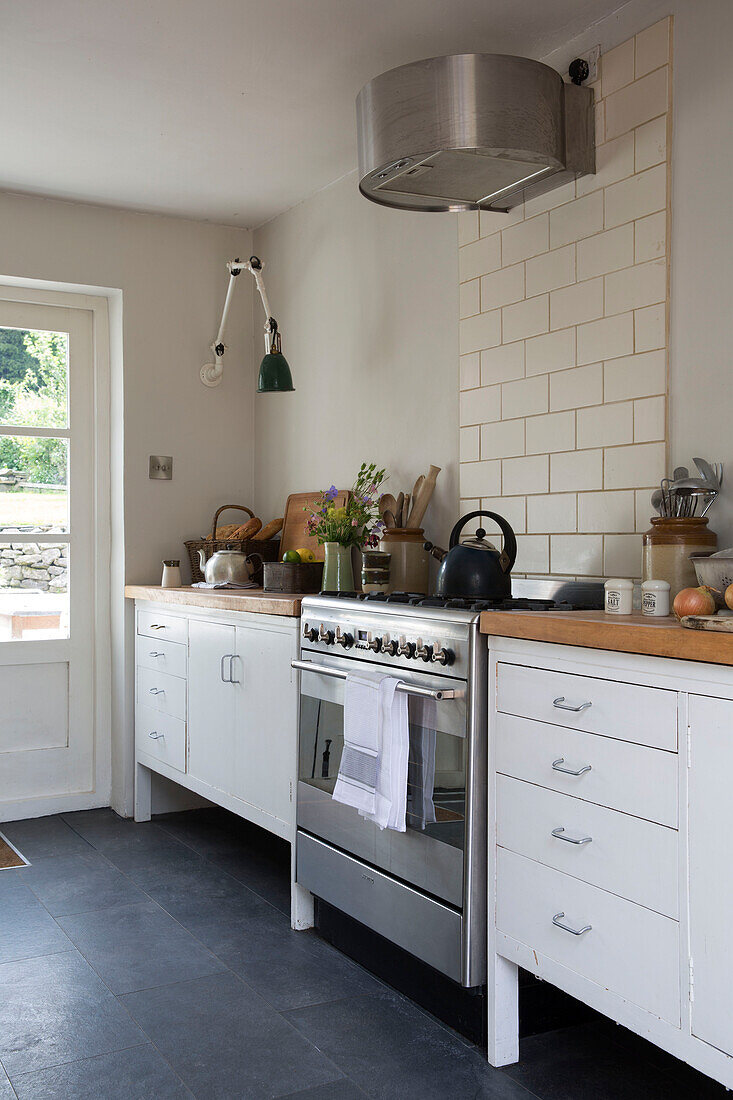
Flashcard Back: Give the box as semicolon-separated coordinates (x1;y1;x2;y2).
0;1055;19;1100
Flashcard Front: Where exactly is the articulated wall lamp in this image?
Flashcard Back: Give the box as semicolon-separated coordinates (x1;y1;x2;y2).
200;255;295;392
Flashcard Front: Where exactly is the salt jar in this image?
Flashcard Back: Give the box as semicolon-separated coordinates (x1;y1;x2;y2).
604;578;633;615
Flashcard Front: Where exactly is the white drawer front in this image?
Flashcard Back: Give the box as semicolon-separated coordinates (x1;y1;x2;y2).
136;636;187;679
136;704;186;772
496;712;678;828
496;848;680;1026
497;662;677;751
137;666;186;721
497;774;678;917
137;608;188;645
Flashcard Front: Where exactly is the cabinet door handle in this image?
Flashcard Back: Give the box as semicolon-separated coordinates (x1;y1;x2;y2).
553;696;592;713
552;757;591;776
148;730;165;740
551;826;592;846
228;654;240;684
148;687;164;695
220;655;231;683
150;624;166;630
553;911;592;937
148;651;164;658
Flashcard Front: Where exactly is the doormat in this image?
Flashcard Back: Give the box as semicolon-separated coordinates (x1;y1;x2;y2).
0;833;29;870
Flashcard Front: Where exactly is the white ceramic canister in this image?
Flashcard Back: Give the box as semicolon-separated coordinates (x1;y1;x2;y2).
641;578;671;616
162;559;182;588
604;577;634;615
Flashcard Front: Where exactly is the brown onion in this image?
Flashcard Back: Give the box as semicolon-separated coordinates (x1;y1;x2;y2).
673;586;717;620
725;583;733;611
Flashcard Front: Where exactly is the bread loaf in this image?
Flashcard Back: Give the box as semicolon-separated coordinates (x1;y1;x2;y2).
253;518;284;540
230;517;262;540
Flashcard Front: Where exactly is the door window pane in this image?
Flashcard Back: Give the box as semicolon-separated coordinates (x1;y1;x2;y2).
0;541;69;640
0;436;68;533
0;328;69;428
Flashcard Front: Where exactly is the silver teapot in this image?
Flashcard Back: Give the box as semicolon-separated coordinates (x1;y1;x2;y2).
197;545;263;586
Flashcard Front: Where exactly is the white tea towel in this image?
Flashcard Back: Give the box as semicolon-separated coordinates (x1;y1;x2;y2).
407;697;437;830
332;670;383;815
361;677;409;832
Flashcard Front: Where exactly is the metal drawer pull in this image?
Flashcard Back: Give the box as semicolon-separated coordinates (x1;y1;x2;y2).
553;911;592;937
148;730;165;740
228;654;240;684
148;651;164;658
148;687;164;695
552;827;592;846
553;696;592;713
552;757;591;776
290;659;458;700
150;624;166;630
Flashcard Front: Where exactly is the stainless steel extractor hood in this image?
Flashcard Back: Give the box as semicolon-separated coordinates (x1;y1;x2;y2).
356;54;594;213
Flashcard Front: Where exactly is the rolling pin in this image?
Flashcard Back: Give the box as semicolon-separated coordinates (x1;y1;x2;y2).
406;465;441;528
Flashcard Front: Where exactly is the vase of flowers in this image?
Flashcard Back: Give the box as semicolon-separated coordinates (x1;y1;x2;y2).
306;463;387;593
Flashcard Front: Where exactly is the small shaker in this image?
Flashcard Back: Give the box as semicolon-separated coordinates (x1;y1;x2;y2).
604;578;633;615
162;559;181;588
641;579;670;616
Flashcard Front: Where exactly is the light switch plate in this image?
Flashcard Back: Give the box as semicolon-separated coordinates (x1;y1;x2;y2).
149;455;173;480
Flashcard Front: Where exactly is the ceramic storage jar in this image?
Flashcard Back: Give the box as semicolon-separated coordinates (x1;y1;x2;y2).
642;517;717;600
379;528;429;594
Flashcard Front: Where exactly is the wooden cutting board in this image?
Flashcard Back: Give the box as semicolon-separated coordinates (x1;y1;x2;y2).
680;614;733;632
280;490;349;561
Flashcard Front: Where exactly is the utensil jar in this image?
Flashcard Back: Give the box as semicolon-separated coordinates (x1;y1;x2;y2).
642;517;717;600
379;528;429;594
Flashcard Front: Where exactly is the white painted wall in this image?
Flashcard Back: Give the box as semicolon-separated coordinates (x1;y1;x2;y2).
252;172;460;548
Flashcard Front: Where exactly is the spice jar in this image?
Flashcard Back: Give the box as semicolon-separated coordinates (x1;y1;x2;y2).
642;517;717;601
379;528;429;594
641;579;670;616
605;578;634;615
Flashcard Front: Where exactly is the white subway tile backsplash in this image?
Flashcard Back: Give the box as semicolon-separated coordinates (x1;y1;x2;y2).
634;395;666;442
481;341;525;387
525;328;575;376
502;214;549;266
634;303;666;352
635;211;666;263
460;498;481;514
635;18;670;79
577;402;634;449
550;190;603;249
502;374;548;420
459;308;502;355
635;115;667;173
604;533;643;577
551;534;603;576
551;278;603;330
605;163;666;228
577;224;634;280
459;233;501;282
605;258;666;316
480;418;525;460
578;490;636;533
550;362;603;411
480;495;527;534
480;262;525;311
460;384;501;426
525;244;575;296
576;132;635;197
459;459;501;499
551;449;603;492
460;279;480;319
526;410;575;454
605;66;669;141
460;352;481;391
527;493;577;534
480;206;523;235
514;535;550;574
503;454;549;495
460;426;480;462
604;441;666;489
601;38;635;97
577;312;634;366
458;211;479;247
523;180;576;218
604;349;666;402
635;489;655;532
502;294;549;343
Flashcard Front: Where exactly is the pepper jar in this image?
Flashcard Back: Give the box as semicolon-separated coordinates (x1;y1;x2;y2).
641;517;717;601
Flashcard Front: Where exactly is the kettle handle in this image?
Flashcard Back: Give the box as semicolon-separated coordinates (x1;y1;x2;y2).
448;510;517;574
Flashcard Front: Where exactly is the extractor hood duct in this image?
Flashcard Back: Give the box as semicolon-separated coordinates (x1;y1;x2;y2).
356;54;595;212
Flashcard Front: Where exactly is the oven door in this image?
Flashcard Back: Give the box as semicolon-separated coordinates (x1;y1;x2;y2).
296;653;468;908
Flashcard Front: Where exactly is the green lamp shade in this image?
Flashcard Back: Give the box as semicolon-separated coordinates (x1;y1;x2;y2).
257;350;294;393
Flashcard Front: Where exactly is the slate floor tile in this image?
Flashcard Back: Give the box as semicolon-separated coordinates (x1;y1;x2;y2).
0;881;71;964
11;1043;193;1100
3;814;93;858
156;807;259;859
0;1065;13;1100
286;990;534;1100
17;850;147;916
57;900;226;994
209;847;292;914
62;810;204;874
121;971;344;1099
281;1081;368;1099
0;950;142;1077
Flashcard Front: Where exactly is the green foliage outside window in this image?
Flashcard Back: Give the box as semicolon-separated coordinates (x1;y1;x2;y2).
0;330;68;485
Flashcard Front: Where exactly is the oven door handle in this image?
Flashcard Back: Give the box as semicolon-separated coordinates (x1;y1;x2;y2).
290;659;458;700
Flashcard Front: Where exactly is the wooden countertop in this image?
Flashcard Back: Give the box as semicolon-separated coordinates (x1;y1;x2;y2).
124;585;304;616
479;608;733;666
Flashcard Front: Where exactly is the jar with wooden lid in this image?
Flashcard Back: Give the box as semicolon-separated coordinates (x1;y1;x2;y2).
378;528;429;594
642;517;717;600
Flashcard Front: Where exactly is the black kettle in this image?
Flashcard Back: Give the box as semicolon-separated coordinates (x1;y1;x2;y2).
426;510;517;600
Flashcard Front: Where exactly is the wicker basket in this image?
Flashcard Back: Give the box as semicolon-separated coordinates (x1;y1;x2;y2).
185;504;280;584
263;561;323;594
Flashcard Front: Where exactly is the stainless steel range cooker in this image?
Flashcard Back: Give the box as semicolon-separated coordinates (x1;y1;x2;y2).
292;581;604;989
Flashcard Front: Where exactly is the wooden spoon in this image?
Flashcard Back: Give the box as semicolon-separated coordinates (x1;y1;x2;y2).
380;493;398;518
401;493;410;526
395;493;404;528
382;510;397;528
407;476;425;524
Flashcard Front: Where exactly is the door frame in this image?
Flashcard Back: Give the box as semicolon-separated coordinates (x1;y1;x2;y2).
0;283;112;820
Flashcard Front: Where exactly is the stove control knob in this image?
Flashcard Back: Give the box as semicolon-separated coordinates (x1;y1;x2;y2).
415;642;434;663
398;637;416;659
382;637;399;656
318;623;335;645
302;622;318;643
366;633;382;653
335;627;354;649
431;646;455;666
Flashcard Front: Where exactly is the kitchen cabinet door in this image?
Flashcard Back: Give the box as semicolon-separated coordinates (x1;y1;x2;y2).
234;623;297;828
689;694;733;1057
187;619;238;793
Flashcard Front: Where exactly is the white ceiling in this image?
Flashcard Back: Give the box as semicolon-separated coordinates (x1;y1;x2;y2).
1;0;624;228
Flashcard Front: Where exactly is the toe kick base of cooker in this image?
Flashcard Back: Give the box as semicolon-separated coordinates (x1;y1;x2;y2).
297;831;464;984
